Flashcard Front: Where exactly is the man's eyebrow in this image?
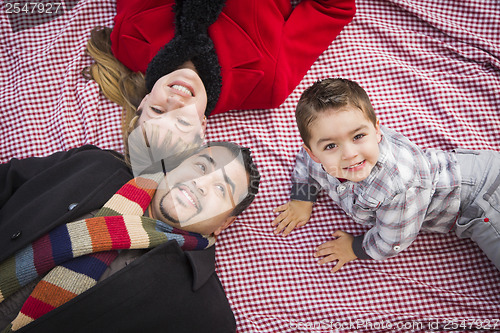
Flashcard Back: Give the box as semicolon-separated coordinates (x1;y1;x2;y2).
199;153;236;197
199;154;216;167
316;125;369;145
221;167;236;199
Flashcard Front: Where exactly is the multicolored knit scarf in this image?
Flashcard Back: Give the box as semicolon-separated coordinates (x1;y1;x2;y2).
0;172;215;332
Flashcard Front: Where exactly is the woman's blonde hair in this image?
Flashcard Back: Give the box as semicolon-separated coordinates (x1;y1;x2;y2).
83;26;147;157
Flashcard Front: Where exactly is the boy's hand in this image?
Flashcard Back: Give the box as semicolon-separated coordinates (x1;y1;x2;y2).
315;230;357;273
272;200;313;237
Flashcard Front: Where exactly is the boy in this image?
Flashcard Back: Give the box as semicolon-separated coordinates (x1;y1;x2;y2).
272;78;500;273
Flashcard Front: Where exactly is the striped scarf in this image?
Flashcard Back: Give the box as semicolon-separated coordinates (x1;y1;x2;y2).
0;172;215;332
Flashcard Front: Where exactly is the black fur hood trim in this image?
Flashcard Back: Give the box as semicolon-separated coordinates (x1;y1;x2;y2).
145;0;226;117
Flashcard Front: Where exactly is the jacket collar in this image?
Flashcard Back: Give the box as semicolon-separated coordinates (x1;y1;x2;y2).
185;245;217;291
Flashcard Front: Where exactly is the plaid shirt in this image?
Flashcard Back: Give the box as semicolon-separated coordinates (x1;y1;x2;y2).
291;126;462;260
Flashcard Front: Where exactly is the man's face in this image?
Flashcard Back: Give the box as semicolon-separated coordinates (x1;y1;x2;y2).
150;146;249;235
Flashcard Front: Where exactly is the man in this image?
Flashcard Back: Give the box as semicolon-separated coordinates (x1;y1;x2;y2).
0;142;260;332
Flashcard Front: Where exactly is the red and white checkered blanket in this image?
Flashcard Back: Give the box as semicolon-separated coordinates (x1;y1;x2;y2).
1;0;499;332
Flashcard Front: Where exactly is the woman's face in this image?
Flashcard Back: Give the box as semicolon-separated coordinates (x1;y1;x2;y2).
128;66;208;176
137;66;208;135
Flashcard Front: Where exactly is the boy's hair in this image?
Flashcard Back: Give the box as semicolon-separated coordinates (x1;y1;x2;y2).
295;78;377;148
205;142;260;217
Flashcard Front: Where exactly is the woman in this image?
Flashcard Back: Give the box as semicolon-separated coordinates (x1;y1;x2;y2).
86;31;207;172
85;0;356;160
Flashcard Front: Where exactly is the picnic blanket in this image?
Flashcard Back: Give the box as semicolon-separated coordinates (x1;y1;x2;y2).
1;0;499;332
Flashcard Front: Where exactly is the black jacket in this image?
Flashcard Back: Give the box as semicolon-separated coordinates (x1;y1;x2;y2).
0;146;236;332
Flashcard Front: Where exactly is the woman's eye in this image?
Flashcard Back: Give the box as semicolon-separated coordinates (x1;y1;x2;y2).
177;117;192;127
150;106;164;114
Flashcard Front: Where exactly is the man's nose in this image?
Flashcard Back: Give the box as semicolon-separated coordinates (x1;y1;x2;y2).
192;170;221;196
192;179;205;196
192;175;211;196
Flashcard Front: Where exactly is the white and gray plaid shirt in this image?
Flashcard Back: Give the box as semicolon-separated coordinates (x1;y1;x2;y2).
291;126;462;260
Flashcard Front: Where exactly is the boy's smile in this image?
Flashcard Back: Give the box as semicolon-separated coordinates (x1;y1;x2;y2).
304;106;382;183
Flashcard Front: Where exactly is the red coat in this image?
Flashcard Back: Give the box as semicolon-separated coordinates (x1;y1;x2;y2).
111;0;356;115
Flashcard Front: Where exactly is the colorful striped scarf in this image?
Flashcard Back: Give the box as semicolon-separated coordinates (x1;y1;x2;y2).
0;172;215;332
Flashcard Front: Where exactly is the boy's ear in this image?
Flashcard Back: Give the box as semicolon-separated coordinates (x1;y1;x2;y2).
302;144;321;164
375;119;382;143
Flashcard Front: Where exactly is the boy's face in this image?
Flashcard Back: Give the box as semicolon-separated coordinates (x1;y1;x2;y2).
304;106;382;183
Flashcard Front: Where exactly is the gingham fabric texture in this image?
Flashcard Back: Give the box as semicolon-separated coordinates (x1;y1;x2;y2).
1;0;499;332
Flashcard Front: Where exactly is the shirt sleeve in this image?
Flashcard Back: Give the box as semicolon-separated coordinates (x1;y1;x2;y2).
290;147;321;202
358;186;432;260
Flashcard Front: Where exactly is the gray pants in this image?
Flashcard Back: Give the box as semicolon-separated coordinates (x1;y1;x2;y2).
454;149;500;271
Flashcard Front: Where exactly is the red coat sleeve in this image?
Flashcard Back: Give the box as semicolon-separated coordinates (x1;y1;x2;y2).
273;0;356;105
111;0;176;73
